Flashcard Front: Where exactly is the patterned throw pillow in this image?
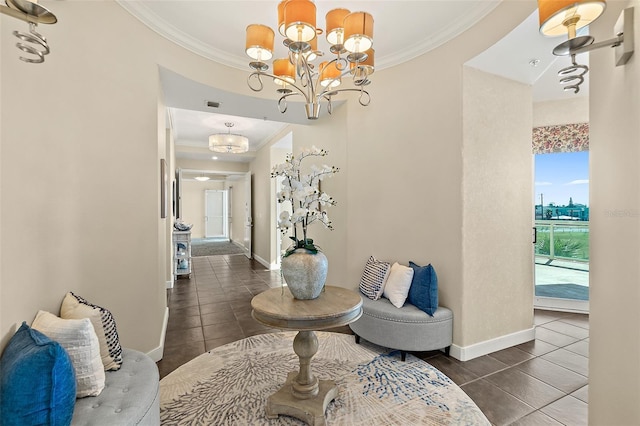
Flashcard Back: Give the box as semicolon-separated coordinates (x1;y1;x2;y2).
60;292;123;371
359;255;391;300
31;311;106;398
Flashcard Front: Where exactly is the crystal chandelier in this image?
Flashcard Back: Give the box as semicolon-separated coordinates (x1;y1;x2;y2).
209;123;249;154
245;1;374;120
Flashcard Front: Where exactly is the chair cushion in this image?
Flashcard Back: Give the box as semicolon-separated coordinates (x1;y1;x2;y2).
0;322;76;426
407;262;439;316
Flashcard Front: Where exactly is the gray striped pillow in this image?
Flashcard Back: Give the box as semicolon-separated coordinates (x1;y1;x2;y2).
359;256;391;300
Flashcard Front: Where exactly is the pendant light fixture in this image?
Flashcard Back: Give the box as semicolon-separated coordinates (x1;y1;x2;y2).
245;0;375;120
208;122;249;154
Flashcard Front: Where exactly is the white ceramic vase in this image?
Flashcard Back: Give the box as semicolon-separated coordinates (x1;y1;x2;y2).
281;248;328;300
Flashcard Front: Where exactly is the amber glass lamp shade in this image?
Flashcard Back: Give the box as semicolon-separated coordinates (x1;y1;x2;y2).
273;58;295;86
538;0;606;36
277;0;289;36
343;12;373;54
284;0;317;43
246;24;275;61
326;8;350;45
319;61;341;88
350;48;375;75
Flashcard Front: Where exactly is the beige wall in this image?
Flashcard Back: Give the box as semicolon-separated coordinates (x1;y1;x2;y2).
341;2;536;351
180;180;225;239
462;67;534;348
1;3;166;352
589;0;640;423
533;97;589;127
0;1;254;354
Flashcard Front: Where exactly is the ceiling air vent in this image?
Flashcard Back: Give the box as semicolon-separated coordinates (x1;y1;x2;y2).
206;101;220;108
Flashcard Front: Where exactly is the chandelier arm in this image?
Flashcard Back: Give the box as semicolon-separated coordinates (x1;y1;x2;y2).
247;72;265;92
277;91;304;114
298;55;317;102
318;88;371;107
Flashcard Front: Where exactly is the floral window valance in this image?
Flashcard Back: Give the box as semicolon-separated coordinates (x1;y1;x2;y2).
532;123;589;154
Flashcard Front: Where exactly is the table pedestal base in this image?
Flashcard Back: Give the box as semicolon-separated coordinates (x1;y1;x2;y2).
266;371;338;426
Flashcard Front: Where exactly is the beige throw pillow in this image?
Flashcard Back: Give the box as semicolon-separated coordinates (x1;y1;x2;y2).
382;262;415;308
31;310;106;398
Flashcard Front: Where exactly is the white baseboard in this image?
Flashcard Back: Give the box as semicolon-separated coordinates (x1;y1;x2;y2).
166;279;173;289
253;253;275;269
146;306;169;362
450;327;535;361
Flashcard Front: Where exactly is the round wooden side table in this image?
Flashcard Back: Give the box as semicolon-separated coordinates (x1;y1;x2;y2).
251;286;362;426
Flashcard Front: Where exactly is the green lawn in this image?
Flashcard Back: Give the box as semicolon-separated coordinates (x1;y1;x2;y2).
535;228;589;261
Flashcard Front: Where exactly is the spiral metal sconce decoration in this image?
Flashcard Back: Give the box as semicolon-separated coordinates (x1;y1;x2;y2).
537;1;634;95
1;0;58;63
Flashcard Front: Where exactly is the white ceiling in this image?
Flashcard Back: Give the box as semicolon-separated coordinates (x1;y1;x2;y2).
118;1;589;174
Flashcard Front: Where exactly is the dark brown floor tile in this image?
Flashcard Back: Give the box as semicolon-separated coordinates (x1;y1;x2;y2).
534;310;566;325
199;301;233;314
205;335;244;352
164;326;204;348
535;327;580;347
197;294;227;306
157;340;205;379
166;314;202;331
571;384;588;403
540;395;588;426
516;358;588;393
510;410;563;425
516;339;558;357
168;305;200;318
201;310;238;326
540;321;590;339
460;355;508;378
489;346;535;366
167;291;199;302
541;348;588;376
564;339;589;357
484;367;565;409
427;355;479;386
167;297;200;310
461;379;535;426
233;309;253;321
558;314;589;329
202;322;244;341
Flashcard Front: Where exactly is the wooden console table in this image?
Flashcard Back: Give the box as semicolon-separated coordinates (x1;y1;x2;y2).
251;286;362;426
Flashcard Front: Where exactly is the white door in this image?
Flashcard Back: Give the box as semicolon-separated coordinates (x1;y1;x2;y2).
243;171;252;259
205;190;228;238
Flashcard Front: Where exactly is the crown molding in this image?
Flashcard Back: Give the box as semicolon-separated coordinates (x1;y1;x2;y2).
117;0;501;72
116;0;248;71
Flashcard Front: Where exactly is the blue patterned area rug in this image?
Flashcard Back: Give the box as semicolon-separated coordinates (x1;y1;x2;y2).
159;332;489;425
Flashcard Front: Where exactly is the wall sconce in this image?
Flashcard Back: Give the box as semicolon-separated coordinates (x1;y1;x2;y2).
0;0;57;63
538;1;634;93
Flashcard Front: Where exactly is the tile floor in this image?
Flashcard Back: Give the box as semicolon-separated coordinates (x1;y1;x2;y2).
157;254;589;426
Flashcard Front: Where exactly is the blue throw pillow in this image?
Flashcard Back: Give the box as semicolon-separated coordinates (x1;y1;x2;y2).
407;262;438;316
0;322;76;426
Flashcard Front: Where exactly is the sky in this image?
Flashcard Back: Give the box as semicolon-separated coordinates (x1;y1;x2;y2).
535;151;589;206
